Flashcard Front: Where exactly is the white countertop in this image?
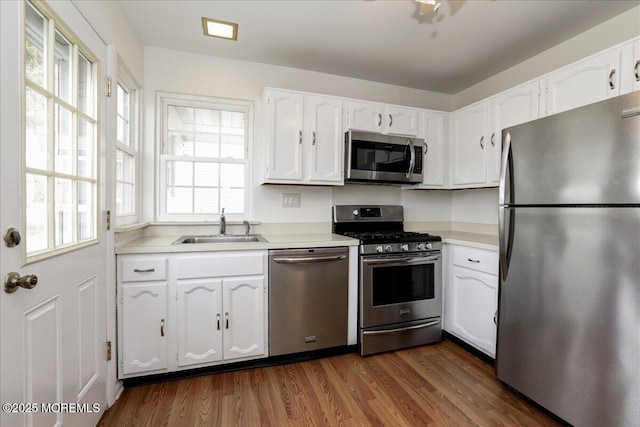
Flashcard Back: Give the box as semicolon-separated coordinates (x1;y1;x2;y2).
421;230;499;251
115;233;360;254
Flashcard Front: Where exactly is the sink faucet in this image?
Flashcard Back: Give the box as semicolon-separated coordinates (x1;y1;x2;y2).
219;208;226;235
243;220;250;236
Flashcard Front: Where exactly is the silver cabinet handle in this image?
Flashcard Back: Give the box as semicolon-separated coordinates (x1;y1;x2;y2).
467;258;480;263
480;136;485;149
160;319;165;337
312;131;316;145
133;268;155;273
493;310;497;325
424;141;428;154
490;132;495;147
389;114;393;127
273;255;347;264
298;130;302;144
225;312;229;329
635;60;640;81
216;313;221;330
377;113;382;127
609;69;616;90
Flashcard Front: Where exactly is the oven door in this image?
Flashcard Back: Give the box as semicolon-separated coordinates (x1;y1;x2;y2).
360;252;442;328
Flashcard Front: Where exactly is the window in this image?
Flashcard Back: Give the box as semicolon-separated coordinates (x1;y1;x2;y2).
24;1;98;259
157;93;251;221
115;68;140;226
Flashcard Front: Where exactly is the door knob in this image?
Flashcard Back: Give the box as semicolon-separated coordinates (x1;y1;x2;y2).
4;272;38;293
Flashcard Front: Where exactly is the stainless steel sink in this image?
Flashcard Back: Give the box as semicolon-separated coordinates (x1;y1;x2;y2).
172;234;266;244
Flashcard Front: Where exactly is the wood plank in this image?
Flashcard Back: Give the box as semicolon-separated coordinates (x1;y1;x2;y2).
98;340;564;427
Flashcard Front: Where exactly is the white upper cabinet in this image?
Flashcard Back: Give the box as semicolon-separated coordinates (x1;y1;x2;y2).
345;100;421;136
264;89;343;185
419;111;446;187
489;81;540;184
306;95;344;183
265;90;304;181
544;49;621;116
620;39;640;94
633;40;640;92
451;101;489;187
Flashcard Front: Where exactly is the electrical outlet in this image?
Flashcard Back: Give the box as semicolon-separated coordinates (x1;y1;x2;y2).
282;193;301;208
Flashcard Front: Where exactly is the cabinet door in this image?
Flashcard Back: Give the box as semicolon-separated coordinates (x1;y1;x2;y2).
546;49;621;115
385;106;419;136
345;100;383;132
307;95;343;183
451;102;488;186
632;41;640;93
489;81;540;184
448;265;498;357
265;90;304;181
121;283;168;375
421;112;445;186
176;279;223;367
222;277;265;361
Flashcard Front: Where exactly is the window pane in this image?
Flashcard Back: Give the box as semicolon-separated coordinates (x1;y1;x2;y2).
194;188;218;213
25;87;49;170
55;178;73;246
221;188;243;214
78;181;94;241
55;104;73;174
116;182;134;215
116;149;134;183
220;134;245;159
167;161;193;186
117;84;129;119
220;163;244;187
25;2;46;87
78;54;94;117
167;105;194;132
26;174;49;253
166;187;192;213
117;83;130;146
194;162;219;187
168;132;194;156
54;30;72;104
195;133;219;158
194;107;219;133
78;117;94;178
221;111;245;135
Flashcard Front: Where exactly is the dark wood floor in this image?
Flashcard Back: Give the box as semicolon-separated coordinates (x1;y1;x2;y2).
98;340;562;426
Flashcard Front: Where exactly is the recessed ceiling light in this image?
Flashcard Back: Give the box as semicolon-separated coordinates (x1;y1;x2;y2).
202;17;238;41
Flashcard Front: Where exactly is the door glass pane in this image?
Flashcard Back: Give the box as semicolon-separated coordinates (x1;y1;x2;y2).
26;174;49;253
54;30;72;104
55;178;74;246
55;104;73;174
78;54;94;116
78;181;94;241
78;117;94;178
25;2;46;87
25;87;49;170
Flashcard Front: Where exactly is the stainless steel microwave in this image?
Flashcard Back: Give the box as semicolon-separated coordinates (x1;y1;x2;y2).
345;130;424;184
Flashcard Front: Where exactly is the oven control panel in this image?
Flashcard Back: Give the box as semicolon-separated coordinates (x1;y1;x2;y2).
367;241;440;255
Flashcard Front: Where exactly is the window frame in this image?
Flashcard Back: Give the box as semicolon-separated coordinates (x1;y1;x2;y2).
114;63;141;227
155;92;253;223
23;0;100;263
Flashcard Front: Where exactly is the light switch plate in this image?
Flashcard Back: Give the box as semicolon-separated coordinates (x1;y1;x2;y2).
282;193;301;208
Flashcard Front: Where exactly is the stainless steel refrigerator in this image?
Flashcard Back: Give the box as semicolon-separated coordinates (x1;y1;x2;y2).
496;91;640;427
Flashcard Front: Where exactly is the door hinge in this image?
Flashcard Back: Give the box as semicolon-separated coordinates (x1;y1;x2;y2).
105;210;111;230
106;77;112;97
106;341;112;361
176;350;179;361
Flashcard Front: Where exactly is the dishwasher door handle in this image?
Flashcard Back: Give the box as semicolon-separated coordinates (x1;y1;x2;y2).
272;255;347;264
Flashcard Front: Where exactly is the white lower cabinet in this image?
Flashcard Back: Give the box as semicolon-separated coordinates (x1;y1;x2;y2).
118;251;268;379
445;245;499;358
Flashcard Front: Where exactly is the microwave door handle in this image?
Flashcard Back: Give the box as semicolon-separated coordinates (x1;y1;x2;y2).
406;139;415;178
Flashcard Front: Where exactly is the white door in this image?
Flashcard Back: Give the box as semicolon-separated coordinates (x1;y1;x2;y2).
307;95;343;183
223;277;265;361
1;1;108;426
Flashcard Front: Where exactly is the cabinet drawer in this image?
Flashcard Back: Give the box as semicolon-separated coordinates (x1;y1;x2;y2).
176;251;265;279
121;258;168;282
451;246;498;275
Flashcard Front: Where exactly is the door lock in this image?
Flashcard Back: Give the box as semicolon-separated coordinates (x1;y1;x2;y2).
4;228;21;247
4;272;38;293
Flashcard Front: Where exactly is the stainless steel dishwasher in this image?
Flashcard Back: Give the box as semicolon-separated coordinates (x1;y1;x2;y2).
269;247;349;356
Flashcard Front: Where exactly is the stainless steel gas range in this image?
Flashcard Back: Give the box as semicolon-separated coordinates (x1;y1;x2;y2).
333;205;443;356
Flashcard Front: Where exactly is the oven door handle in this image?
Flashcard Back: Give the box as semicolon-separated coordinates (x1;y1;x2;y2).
363;255;440;265
362;319;441;336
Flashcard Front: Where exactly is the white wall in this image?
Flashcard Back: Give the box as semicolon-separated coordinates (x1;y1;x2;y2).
142;46;453;225
455;5;640;108
451;188;498;225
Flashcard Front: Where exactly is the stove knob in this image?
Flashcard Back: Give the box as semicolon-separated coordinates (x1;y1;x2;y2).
384;244;392;253
417;243;425;251
425;242;432;250
376;245;384;253
401;244;409;251
352;209;360;217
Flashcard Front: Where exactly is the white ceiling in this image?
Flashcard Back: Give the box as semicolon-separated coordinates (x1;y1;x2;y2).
120;0;640;94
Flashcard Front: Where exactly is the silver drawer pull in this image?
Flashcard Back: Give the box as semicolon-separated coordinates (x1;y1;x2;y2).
160;319;165;337
608;69;616;90
217;313;221;330
133;268;155;273
467;258;480;264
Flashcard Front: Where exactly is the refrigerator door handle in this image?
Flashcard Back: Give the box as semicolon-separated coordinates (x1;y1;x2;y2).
498;131;512;205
